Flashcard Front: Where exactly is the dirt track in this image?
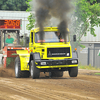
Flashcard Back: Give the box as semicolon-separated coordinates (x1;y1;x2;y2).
0;67;100;100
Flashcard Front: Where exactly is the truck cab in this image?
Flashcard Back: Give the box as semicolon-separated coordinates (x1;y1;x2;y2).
15;27;78;78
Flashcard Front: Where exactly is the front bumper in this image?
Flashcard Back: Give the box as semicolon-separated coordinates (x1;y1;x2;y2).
35;59;78;69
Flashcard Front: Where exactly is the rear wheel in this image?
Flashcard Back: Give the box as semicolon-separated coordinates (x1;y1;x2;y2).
68;67;78;77
15;57;30;78
1;57;4;65
50;71;63;77
30;60;40;79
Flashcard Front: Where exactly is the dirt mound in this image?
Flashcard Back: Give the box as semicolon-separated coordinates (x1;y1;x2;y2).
0;67;15;77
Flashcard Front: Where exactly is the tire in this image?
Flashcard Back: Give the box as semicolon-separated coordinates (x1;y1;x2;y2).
1;57;4;65
68;67;78;77
50;71;63;77
23;71;30;78
15;57;30;78
30;60;40;79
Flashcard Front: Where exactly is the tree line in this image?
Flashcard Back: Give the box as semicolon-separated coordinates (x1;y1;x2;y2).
0;0;29;11
0;0;100;11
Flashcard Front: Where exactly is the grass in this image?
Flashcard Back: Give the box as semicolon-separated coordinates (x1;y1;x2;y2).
95;73;100;75
79;64;100;75
79;64;100;70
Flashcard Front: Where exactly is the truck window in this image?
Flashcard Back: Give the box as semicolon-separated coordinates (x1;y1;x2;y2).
31;32;33;43
35;32;68;43
5;30;19;46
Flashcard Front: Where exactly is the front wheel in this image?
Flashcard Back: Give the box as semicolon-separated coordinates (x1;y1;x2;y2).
15;57;22;78
30;60;40;79
68;67;78;77
15;57;30;78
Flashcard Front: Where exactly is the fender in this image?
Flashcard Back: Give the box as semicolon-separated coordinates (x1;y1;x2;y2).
16;50;30;71
16;50;29;57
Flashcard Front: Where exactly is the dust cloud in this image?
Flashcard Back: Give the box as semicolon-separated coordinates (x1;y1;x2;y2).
0;66;15;77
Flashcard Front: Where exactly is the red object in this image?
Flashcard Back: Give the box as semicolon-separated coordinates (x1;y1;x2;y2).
37;40;45;43
4;57;7;68
60;39;64;42
3;46;28;68
0;20;21;29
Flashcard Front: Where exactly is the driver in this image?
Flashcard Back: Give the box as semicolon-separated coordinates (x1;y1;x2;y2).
55;32;62;40
5;35;14;44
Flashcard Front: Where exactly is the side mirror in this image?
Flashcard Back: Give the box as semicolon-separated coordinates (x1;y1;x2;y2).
20;36;23;39
73;35;76;42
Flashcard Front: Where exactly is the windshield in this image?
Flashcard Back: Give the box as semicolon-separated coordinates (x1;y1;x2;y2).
35;31;69;43
4;30;20;46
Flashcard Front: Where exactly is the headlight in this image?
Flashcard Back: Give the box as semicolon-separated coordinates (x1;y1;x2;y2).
66;53;69;56
40;62;46;65
71;60;77;64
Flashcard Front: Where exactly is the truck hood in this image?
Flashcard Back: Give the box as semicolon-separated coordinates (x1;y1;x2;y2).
35;42;71;48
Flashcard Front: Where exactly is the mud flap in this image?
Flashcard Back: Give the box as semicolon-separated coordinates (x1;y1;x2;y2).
16;50;30;71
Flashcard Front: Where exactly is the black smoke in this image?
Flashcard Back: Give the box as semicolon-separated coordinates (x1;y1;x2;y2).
35;0;73;43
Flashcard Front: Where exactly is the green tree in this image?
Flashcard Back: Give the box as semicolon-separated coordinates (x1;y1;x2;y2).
26;13;35;30
26;0;36;30
70;0;100;48
97;0;100;3
87;0;100;4
0;0;28;11
26;0;32;11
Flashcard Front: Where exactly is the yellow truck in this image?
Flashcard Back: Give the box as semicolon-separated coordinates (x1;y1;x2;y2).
15;27;78;78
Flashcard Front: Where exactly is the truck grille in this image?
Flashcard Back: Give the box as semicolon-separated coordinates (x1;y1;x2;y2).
47;47;70;57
